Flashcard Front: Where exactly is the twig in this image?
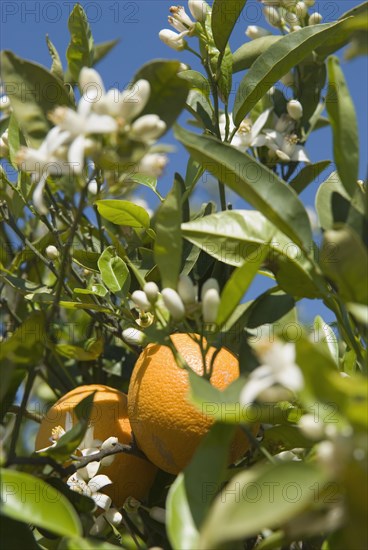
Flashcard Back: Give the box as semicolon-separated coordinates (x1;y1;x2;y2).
8;405;42;423
8;369;37;460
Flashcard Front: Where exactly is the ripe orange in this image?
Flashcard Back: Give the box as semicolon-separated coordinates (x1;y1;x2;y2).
127;333;258;474
35;384;157;507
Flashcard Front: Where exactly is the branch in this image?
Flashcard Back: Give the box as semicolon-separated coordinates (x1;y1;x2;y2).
63;441;148;477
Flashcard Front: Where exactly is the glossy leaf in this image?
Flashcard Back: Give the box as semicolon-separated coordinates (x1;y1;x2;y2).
175;126;312;250
166;473;200;550
289;160;331;195
60;538;122;549
74;283;107;297
0;51;71;146
95;199;150;228
154;177;182;289
133;60;190;129
46;34;64;81
93;38;120;65
211;0;247;53
217;247;268;327
72;250;100;272
184;423;237;527
238;288;295;330
199;462;327;548
298;59;327;128
66;3;94;82
179;70;211;96
0;516;39;550
326;56;359;196
320;226;368;305
313;315;339;364
232;36;281;73
129;173;163;201
98;246;130;293
0;469;82;537
233;21;344;125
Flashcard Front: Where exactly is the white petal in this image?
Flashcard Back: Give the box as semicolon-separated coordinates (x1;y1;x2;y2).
252;108;272;137
292;145;311;163
79;67;105;99
82;460;100;480
78;94;93;118
32;173;48;215
105;508;123;525
240;376;275;405
277;364;304;391
68;135;86;173
89;474;113;491
92;492;112;510
120;79;151;121
64;412;73;432
252;135;267;147
276;149;291;162
85;113;117;134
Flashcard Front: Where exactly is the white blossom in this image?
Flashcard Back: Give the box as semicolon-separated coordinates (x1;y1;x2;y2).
159;29;188;51
144;282;160;303
45;245;60;260
202;287;220;323
90;507;123;536
161;288;186;320
287;99;303;120
136;153;168;177
67;472;112;510
240;340;304;404
177;274;197;305
264;130;310;162
188;0;208;22
200;278;220;301
295;1;308;17
219;109;270;152
264;6;282;27
122;327;146;345
169;5;195;31
131;290;152;311
308;12;322;25
245;26;271;40
130;114;166;143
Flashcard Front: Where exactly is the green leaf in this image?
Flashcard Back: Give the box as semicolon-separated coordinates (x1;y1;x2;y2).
98;246;130;293
66;3;94;83
184;423;237;528
217;247;269;327
186;89;215;131
60;538;122;550
74;283;107;297
0;469;82;537
0;516;39;550
289;161;331;195
133;60;190;130
313;315;339;364
59;301;111;313
7;114;23;168
179;70;211;96
129;173;163;201
72;250;100;272
46;34;64;81
298;59;327;128
233;21;344;125
320;226;368;305
95;199;150;228
93;38;120;65
211;0;247;53
199;462;327;548
326;56;359;196
238;289;295;330
55;342;102;361
232;36;282;73
0;51;71;147
176;127;312;250
154;177;183;289
166;473;200;550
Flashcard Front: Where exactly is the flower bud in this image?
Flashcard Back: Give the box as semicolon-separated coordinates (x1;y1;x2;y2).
149;506;166;524
264;6;282;27
130;114;167;143
287;99;303;120
79;67;104;101
0;129;9;157
122;327;145;346
295;1;308;17
245;25;271;40
161;288;185;320
137;153;168;178
101;436;118;450
119;79;151;122
188;0;208;22
88;179;98;195
177;274;197;305
131;290;151;311
291;25;302;31
308;12;322;25
200;278;220;301
159;29;187;51
143;282;160;304
285;12;299;26
45;245;60;260
202;288;220;324
299;414;325;440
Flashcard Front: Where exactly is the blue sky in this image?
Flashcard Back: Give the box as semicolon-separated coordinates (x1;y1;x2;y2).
1;0;367;324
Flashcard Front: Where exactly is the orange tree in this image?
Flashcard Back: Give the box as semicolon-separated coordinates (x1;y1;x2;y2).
0;2;367;549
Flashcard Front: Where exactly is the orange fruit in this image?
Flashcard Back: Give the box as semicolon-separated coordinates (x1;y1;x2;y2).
127;333;258;474
35;384;157;507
